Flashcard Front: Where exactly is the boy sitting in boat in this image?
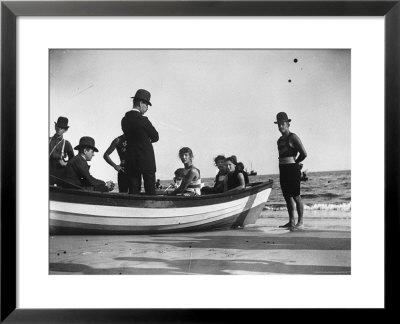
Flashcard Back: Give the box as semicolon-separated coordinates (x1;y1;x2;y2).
168;147;202;196
62;136;115;192
172;168;185;188
163;168;185;193
201;155;227;195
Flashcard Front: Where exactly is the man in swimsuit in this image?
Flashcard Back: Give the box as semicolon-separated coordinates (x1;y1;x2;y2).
275;112;307;230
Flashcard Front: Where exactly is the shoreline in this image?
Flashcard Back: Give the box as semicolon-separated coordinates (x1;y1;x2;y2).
49;210;351;275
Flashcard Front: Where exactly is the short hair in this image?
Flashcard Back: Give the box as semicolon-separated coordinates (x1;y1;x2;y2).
133;97;141;107
174;168;185;178
236;162;244;170
225;156;237;165
213;155;225;165
178;147;193;158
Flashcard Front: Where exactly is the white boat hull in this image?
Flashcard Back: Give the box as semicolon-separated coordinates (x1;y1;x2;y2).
49;181;272;234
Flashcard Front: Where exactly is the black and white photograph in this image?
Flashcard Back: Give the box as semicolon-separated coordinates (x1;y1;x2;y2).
49;49;351;275
3;0;395;317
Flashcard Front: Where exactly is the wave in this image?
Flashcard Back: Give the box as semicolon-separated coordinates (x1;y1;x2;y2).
305;202;351;211
264;202;351;211
301;193;341;199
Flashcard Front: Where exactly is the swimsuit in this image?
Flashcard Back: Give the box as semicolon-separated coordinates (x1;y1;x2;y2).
183;167;202;196
277;133;301;197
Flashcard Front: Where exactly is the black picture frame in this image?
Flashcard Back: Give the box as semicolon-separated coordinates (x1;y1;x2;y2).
1;0;398;322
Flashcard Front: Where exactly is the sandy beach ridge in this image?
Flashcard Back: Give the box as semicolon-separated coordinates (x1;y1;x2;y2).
50;211;350;275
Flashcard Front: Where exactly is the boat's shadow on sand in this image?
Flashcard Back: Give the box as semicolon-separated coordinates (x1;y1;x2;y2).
50;229;351;275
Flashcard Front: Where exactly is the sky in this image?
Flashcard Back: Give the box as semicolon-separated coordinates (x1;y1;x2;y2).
49;49;350;182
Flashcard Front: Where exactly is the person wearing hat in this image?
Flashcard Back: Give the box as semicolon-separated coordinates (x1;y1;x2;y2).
275;112;307;230
63;136;114;192
49;116;74;185
121;89;159;195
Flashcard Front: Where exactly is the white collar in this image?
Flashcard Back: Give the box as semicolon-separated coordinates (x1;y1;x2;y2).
131;108;141;113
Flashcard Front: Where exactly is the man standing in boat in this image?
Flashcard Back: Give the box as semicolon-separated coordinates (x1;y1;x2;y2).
275;112;307;230
103;134;129;193
49;116;74;185
121;89;159;195
63;136;114;192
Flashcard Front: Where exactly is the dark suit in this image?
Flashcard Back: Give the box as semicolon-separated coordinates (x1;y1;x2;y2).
63;155;108;192
121;110;159;194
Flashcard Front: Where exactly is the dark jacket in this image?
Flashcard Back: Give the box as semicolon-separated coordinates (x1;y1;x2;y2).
121;110;159;172
213;171;227;193
63;155;108;192
49;135;74;172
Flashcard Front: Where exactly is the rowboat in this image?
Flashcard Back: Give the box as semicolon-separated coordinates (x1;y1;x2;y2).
49;180;273;235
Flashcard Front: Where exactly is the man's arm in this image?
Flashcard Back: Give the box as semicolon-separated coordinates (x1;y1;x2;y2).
121;116;127;135
103;137;124;172
291;134;307;163
76;158;108;191
65;141;75;160
144;118;159;143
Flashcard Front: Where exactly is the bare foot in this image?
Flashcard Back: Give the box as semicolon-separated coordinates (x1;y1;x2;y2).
290;224;305;231
279;222;294;228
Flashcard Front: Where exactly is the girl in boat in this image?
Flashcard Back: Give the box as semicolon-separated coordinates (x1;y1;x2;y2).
169;147;202;196
223;156;249;192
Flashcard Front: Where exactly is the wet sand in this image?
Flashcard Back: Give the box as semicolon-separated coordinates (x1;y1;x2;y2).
49;210;351;275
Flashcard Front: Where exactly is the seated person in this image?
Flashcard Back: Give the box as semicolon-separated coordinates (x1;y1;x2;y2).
172;168;185;188
155;179;164;189
169;147;201;196
201;155;227;195
164;168;185;192
223;156;247;192
63;136;114;192
236;162;250;185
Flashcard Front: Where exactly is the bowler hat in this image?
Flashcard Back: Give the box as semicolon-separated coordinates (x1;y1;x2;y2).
131;89;152;106
74;136;99;152
54;116;69;129
274;112;291;124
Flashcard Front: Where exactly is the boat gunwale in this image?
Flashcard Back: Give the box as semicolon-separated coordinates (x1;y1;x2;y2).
49;180;273;203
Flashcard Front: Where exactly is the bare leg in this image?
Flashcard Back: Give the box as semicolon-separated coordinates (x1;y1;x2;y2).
279;196;296;228
293;195;304;227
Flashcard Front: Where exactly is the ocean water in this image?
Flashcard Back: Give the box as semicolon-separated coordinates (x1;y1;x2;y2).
201;170;351;212
120;170;351;212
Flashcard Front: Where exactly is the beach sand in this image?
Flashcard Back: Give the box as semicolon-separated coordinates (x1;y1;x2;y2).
49;210;350;275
